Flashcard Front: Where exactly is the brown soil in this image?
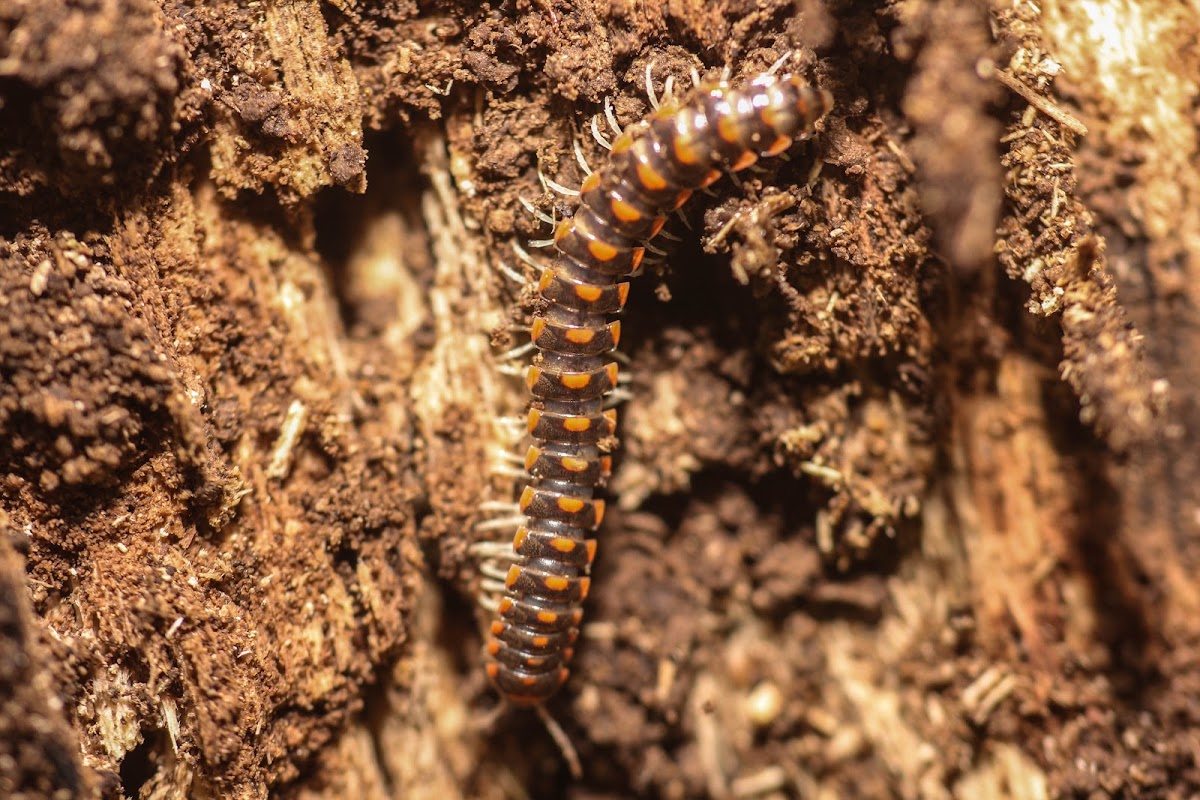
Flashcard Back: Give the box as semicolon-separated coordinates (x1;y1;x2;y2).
1;0;1197;798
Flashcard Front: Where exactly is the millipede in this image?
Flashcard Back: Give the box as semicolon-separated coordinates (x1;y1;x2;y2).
480;62;833;709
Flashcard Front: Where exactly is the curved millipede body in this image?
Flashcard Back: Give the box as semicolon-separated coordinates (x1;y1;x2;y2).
485;70;833;706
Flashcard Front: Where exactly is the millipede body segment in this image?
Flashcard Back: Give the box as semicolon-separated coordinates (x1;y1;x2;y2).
485;71;833;706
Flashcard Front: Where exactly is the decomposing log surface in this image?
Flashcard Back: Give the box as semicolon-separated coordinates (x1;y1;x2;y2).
1;0;1196;798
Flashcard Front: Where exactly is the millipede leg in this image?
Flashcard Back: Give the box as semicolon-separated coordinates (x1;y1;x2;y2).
479;561;514;583
519;195;557;226
536;705;583;780
645;60;660;110
538;167;580;198
606;387;633;406
511;241;541;270
470;539;518;559
490;447;525;465
591;114;613;150
573;138;593;175
486;463;525;480
475;514;526;533
498;341;536;361
767;51;791;76
604;96;622;137
496;259;529;285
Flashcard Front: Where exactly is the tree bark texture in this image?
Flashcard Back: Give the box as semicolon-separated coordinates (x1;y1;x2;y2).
0;0;1195;798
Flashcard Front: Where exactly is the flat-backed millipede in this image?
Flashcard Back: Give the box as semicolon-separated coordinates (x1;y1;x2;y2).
484;67;833;706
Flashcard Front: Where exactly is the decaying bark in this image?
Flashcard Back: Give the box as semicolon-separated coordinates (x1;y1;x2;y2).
1;0;1196;798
